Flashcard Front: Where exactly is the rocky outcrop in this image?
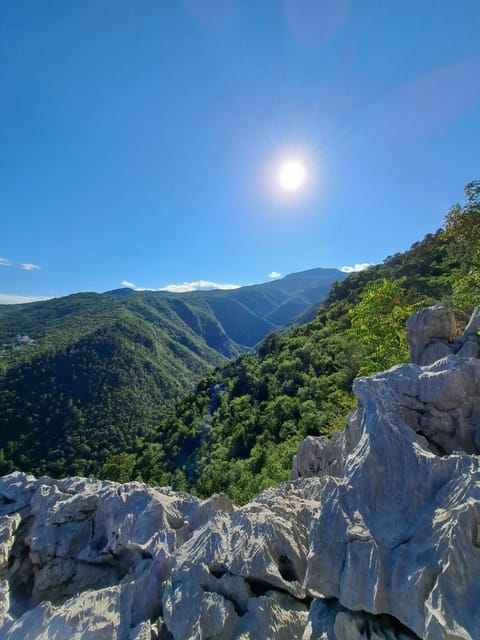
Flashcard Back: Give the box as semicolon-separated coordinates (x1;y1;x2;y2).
291;410;362;481
406;303;479;364
1;306;479;639
0;476;235;638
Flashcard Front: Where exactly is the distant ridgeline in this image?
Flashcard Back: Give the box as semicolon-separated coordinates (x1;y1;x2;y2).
0;268;345;477
97;181;480;503
0;182;478;491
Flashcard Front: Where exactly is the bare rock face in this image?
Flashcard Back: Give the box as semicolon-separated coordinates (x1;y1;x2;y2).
1;306;480;639
291;410;362;481
406;305;457;364
407;304;480;365
304;357;480;638
464;306;480;337
0;476;235;638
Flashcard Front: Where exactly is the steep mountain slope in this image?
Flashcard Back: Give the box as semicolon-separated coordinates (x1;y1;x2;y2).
0;298;225;477
99;182;479;499
0;269;343;477
117;227;466;501
105;267;346;349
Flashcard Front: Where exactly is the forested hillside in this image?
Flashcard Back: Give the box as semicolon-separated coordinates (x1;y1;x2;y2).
0;268;342;476
103;183;480;503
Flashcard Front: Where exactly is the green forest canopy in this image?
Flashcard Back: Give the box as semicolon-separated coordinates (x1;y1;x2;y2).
97;182;480;503
1;181;479;503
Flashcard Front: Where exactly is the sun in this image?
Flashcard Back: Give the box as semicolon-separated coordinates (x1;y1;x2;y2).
277;158;307;191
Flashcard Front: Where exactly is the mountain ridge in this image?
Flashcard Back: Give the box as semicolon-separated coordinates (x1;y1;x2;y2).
114;224;470;501
0;267;345;477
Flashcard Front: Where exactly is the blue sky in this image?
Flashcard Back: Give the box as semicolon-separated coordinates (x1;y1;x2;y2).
1;1;480;302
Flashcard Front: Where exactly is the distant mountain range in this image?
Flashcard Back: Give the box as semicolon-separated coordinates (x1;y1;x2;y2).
107;229;463;503
104;267;347;353
0;267;346;477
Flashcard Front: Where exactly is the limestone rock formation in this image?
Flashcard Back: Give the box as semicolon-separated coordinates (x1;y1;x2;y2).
406;305;457;364
0;476;235;639
406;304;479;364
0;306;479;639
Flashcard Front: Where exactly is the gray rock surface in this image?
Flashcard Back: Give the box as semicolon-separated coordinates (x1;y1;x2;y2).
0;476;235;638
463;306;480;337
1;306;480;639
406;305;457;364
406;304;480;365
291;409;362;481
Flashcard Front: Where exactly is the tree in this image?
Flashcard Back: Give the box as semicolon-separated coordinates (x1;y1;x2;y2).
98;453;137;483
349;279;420;376
444;180;480;310
444;180;480;257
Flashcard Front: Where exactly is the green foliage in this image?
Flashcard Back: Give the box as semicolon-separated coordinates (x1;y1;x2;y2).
444;181;480;259
0;270;342;478
450;268;480;310
0;297;226;477
114;222;461;503
98;453;137;483
444;180;480;311
348;279;424;376
2;186;478;502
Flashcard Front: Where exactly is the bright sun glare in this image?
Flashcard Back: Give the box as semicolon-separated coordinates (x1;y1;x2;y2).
277;158;307;192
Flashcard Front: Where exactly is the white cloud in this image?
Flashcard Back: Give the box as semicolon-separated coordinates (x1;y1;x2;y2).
160;280;240;293
120;279;241;293
341;262;375;273
0;259;42;270
0;294;52;305
20;263;40;271
268;271;282;279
